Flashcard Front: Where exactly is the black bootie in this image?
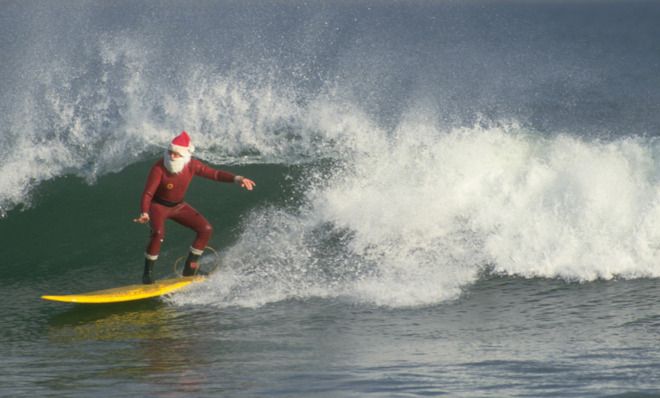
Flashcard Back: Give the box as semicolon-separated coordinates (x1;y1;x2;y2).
182;252;201;276
142;258;156;284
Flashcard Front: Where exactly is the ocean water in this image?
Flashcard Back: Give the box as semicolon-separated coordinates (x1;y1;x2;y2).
2;1;660;396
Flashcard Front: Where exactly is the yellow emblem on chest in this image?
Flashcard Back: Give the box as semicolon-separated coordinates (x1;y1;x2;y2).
166;183;174;190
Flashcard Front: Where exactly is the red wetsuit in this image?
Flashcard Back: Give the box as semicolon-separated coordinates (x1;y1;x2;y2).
141;158;236;259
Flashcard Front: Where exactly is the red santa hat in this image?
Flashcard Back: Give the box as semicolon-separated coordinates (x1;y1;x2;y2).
169;131;195;156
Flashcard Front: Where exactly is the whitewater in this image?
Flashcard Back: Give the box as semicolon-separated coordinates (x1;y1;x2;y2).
4;59;660;307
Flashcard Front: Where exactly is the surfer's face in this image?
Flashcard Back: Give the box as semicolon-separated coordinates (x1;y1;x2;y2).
164;150;190;174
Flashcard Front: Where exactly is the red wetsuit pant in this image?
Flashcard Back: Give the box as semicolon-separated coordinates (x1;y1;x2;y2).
146;202;212;258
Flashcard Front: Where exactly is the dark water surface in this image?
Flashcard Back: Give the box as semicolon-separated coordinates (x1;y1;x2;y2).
7;268;660;397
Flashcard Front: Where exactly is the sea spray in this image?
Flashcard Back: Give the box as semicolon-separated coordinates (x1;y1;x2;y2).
173;121;660;308
0;29;365;213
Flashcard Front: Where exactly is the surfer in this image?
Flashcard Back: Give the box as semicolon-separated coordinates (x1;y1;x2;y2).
133;131;255;284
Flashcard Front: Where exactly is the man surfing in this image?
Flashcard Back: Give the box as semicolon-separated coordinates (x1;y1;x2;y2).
133;131;255;284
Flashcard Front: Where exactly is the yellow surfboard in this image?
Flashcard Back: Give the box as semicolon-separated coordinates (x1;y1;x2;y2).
41;276;206;304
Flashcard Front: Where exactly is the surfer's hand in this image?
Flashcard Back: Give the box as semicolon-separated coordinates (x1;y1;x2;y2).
235;176;256;191
133;212;150;224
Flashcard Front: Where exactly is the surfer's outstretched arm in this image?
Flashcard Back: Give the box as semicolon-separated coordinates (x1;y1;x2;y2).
193;160;256;191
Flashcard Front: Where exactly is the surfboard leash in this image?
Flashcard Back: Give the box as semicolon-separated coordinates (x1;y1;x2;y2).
172;245;221;276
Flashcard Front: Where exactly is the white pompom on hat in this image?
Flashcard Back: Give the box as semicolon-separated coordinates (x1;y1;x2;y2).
169;131;195;156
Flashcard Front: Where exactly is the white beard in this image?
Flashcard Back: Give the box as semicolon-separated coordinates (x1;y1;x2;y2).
164;151;191;174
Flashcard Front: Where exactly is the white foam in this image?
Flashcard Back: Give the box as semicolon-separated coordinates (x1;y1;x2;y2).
173;119;660;308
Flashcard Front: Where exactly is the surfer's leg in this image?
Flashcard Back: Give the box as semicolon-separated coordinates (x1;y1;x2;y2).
181;251;203;276
171;204;212;276
146;204;168;257
142;257;156;284
143;204;168;283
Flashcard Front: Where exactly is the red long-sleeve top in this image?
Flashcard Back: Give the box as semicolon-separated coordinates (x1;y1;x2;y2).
140;158;236;213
